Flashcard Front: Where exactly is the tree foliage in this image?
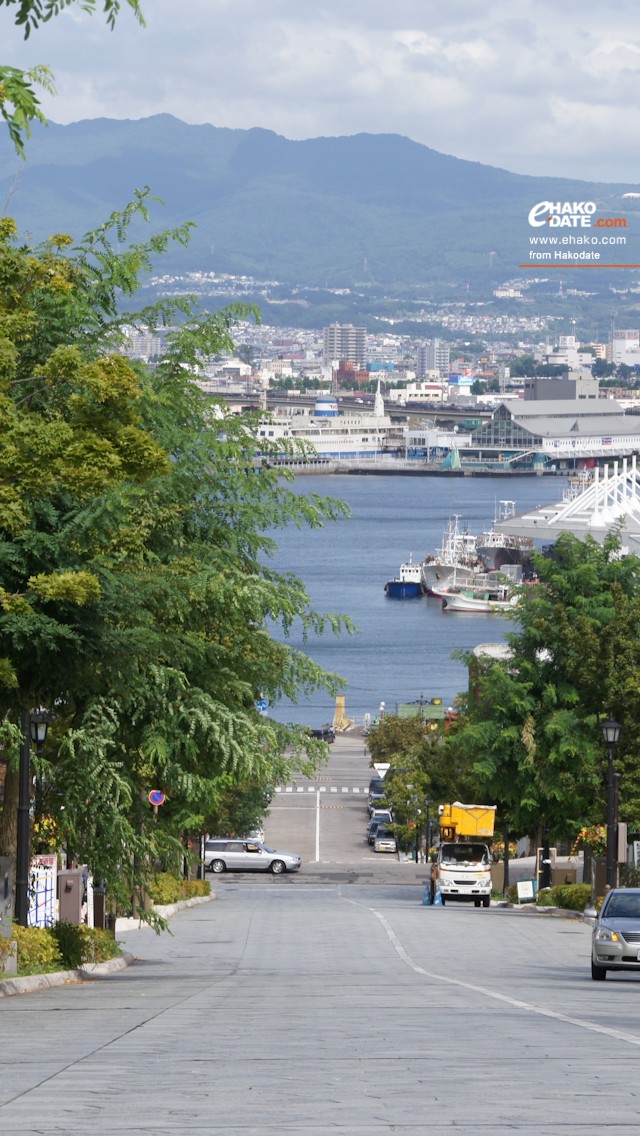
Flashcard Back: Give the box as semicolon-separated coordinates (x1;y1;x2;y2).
450;530;640;840
1;0;144;154
0;196;352;908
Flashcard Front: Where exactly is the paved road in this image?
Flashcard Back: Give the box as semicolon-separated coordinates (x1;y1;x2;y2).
261;731;581;886
1;885;639;1135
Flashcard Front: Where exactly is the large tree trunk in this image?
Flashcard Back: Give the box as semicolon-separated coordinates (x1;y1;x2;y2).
0;766;18;863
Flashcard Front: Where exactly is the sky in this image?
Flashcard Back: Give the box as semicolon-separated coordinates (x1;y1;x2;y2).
4;0;640;183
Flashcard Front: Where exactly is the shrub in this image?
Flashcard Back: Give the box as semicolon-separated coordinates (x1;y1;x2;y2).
12;924;63;975
181;879;211;898
51;922;121;969
149;874;211;904
148;873;182;905
536;883;592;911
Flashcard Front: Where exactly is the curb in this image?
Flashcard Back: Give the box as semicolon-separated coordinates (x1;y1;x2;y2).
0;952;135;998
0;894;214;998
496;901;587;920
115;893;213;932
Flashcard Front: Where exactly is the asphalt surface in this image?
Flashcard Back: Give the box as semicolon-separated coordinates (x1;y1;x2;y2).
1;886;639;1134
1;730;610;1135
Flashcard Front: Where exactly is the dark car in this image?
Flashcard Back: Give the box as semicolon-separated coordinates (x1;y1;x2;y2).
309;727;335;743
367;819;391;845
591;887;640;980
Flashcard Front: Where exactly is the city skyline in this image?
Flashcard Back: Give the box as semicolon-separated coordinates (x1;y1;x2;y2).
2;1;640;183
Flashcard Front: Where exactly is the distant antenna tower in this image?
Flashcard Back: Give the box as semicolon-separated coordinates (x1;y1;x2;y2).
558;278;564;297
363;255;369;275
489;251;496;267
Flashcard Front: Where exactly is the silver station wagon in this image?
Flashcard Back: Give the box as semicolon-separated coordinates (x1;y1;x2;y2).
204;839;302;875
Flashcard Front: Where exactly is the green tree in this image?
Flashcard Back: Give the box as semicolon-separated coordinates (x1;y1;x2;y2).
1;0;144;154
0;200;351;911
451;530;640;845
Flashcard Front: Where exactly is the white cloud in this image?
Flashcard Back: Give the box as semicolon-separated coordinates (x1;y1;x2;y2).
2;0;640;181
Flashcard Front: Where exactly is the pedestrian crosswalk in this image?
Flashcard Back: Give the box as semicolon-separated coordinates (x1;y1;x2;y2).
275;785;369;795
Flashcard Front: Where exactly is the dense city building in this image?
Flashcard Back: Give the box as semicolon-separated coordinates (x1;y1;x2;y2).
323;323;367;367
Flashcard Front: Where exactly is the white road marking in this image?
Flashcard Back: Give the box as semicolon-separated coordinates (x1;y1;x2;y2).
330;787;337;793
315;790;320;863
368;906;640;1049
285;787;292;793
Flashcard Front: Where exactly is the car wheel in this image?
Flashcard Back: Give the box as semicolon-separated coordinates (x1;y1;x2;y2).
482;897;490;908
474;899;481;908
270;859;286;874
210;859;225;874
591;961;607;981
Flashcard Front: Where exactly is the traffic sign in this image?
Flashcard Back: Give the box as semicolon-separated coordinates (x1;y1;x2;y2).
149;790;166;806
256;699;268;716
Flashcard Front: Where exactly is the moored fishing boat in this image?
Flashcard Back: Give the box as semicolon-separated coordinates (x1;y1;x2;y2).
421;515;483;594
475;500;534;570
385;555;425;598
440;578;520;613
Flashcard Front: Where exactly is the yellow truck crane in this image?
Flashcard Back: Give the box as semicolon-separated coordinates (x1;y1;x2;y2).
430;802;496;907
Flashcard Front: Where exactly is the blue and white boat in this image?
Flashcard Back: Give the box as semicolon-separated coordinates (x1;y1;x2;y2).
385;554;425;599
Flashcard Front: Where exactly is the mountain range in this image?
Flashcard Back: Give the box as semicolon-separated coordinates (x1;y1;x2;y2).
1;115;638;288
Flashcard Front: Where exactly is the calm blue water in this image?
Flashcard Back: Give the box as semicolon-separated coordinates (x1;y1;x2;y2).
267;474;568;727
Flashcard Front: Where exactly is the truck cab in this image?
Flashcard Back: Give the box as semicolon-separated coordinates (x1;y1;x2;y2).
430;802;496;907
434;841;492;906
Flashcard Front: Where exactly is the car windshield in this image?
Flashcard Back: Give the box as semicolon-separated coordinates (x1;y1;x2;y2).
604;894;640;919
440;843;490;865
261;845;276;854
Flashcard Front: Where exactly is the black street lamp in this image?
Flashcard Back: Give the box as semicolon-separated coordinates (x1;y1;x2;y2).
15;708;52;927
601;717;622;891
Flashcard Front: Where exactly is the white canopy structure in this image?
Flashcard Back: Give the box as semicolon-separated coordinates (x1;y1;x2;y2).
496;457;640;554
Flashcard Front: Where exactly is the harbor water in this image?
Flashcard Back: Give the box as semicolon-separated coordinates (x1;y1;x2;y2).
267;474;569;727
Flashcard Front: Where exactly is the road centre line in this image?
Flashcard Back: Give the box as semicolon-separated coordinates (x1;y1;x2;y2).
367;906;640;1049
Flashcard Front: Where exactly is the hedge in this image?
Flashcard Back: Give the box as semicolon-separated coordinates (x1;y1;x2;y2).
536;883;592;911
148;873;211;905
9;922;122;975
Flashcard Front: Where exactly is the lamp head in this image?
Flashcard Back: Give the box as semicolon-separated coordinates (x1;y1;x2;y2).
601;717;622;746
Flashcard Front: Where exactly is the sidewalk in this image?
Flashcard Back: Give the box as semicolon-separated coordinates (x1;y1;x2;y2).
0;894;214;999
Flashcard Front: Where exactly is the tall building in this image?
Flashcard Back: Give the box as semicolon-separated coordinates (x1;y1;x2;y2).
323;323;367;367
417;339;450;379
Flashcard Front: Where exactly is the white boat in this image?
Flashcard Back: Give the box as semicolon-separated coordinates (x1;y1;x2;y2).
421;515;484;594
256;382;402;462
440;577;520;613
475;500;534;570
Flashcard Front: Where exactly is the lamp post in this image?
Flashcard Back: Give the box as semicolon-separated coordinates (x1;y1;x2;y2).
15;708;51;927
425;797;431;861
601;717;622;891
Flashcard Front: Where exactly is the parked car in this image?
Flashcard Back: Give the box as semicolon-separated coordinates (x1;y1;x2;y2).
368;794;389;815
374;833;398;853
242;828;265;844
369;777;386;795
369;808;393;825
203;839;301;874
367;820;391;845
309;726;335;743
591;887;640;980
